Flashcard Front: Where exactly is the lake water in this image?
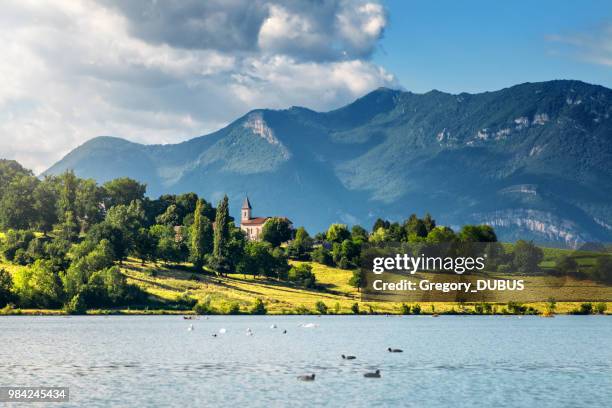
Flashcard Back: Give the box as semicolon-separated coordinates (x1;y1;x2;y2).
0;315;610;407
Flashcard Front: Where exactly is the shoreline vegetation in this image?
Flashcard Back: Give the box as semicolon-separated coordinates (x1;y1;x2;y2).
1;259;609;316
0;159;610;317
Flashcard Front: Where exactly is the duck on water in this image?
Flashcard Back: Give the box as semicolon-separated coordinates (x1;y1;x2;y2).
364;370;381;378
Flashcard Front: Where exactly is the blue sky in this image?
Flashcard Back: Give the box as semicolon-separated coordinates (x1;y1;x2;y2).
2;0;611;172
377;0;612;93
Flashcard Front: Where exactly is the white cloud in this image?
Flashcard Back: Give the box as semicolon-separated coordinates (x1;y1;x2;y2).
0;0;395;174
547;24;612;67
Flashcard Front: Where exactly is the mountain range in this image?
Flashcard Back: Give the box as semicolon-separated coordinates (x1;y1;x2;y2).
45;80;612;246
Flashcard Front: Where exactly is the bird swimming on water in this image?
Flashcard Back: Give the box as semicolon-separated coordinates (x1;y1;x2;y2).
297;374;315;381
388;347;403;353
342;354;356;360
364;369;381;378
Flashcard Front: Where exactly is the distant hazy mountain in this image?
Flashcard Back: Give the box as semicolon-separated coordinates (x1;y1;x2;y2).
45;80;612;245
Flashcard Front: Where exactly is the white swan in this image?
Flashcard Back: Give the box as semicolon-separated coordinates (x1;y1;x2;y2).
219;328;227;334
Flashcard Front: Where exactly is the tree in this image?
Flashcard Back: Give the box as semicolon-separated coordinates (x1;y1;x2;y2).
190;200;213;271
315;301;328;314
150;224;184;265
33;178;58;234
287;227;313;260
287;263;316;288
512;240;543;273
0;230;35;262
156;204;181;226
13;260;63;308
326;224;350;244
75;178;104;229
369;227;389;244
63;239;115;298
556;255;578;275
351;225;368;244
423;213;436;233
57;210;79;242
106;200;146;261
250;298;267;315
87;222;127;261
57;171;78;220
311;246;333;265
404;214;428;240
103;177;146;209
0;268;14;307
426;226;456;244
261;217;293;247
459;225;497;242
133;227;156;265
348;269;365;291
589;256;612;283
0;175;38;230
372;218;390;233
212;195;230;274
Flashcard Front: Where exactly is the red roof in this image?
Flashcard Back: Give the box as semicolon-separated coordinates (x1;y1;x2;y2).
241;217;269;226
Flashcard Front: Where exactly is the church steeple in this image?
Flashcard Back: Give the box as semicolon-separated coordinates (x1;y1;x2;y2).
241;196;252;222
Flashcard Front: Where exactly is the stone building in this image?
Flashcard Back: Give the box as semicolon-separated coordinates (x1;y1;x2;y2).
240;196;291;241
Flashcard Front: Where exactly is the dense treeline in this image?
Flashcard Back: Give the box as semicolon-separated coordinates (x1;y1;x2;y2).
1;159;610;312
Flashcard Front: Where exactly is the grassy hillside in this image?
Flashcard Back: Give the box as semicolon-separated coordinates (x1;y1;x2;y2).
2;256;609;315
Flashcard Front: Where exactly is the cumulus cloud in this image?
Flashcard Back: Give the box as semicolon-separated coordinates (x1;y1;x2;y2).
0;0;395;174
547;24;612;67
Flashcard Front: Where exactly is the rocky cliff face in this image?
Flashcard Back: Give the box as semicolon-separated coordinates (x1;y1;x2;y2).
45;80;612;245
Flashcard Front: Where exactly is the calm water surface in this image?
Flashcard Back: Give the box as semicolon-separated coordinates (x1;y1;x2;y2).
0;315;610;407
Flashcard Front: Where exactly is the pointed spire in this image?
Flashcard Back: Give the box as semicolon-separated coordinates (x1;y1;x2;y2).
242;196;252;210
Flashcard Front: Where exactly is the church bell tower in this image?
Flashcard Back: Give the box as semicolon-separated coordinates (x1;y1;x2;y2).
241;196;252;222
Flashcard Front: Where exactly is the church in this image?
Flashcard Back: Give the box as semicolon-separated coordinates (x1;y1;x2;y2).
239;196;291;241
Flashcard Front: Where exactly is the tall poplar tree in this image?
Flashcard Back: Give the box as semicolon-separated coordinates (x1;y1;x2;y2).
213;195;229;258
212;195;230;275
190;199;212;271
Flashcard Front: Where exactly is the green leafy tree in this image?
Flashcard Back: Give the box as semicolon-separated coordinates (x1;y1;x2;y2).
57;210;80;242
150;224;184;265
0;175;38;230
57;171;78;221
556;255;579;275
75;178;104;229
459;225;497;242
372;218;390;233
103;177;146;208
512;240;543;273
426;226;456;244
350;225;368;244
250;298;267;315
63;239;115;298
589;256;612;283
261;217;293;247
1;230;35;262
0;268;14;307
311;246;333;265
106;200;146;261
190;200;213;271
348;269;365;291
287;227;313;260
156;204;181;226
13;260;63;308
315;301;328;314
212;195;230;274
287;263;316;288
33;179;58;234
326;224;350;244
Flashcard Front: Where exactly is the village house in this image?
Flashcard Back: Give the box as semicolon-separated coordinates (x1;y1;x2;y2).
240;196;291;241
